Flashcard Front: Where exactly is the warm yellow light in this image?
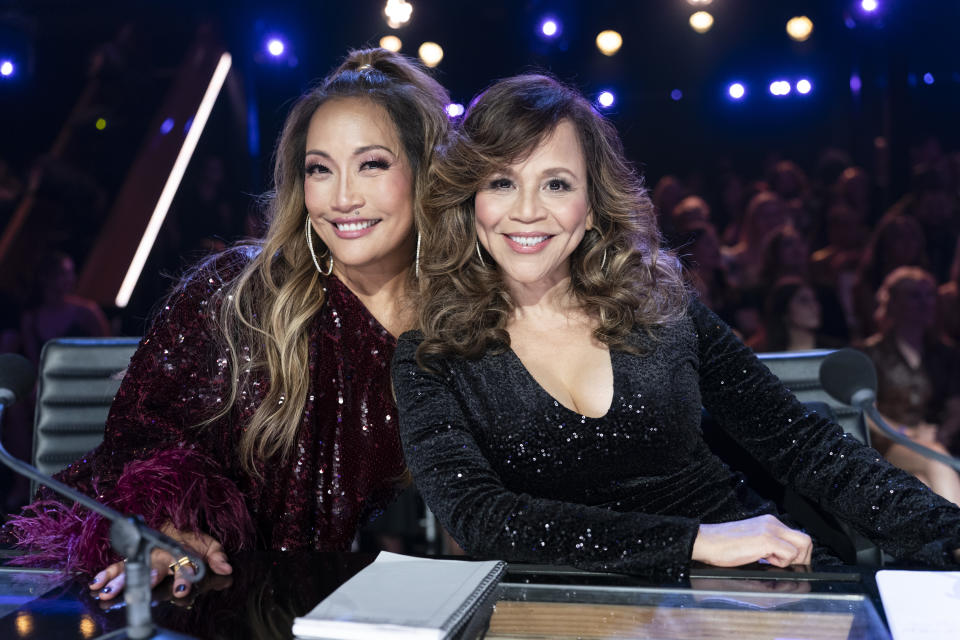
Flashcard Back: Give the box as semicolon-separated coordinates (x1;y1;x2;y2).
689;11;714;33
418;42;443;68
786;16;814;42
384;0;412;29
379;35;402;52
687;0;712;5
79;615;97;639
95;118;107;130
15;612;34;636
595;30;623;56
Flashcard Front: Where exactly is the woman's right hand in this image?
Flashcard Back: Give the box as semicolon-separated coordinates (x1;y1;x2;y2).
88;524;232;601
691;514;813;568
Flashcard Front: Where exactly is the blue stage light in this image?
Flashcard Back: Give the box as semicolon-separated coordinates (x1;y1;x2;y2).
861;0;878;12
267;39;285;57
597;91;615;108
796;79;812;94
923;72;934;85
769;80;791;96
445;103;464;117
160;118;175;135
0;60;13;77
727;83;745;100
850;74;862;93
540;19;560;38
670;89;683;101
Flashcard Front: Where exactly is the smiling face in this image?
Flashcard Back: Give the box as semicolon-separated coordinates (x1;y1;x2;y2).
474;120;592;295
303;98;415;278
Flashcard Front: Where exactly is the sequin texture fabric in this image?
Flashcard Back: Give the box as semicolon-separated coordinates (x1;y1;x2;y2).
6;253;405;572
392;298;960;580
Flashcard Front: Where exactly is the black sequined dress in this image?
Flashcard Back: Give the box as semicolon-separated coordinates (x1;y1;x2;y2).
392;298;960;580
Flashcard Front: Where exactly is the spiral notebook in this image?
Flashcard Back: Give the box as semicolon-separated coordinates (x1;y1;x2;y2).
292;552;507;640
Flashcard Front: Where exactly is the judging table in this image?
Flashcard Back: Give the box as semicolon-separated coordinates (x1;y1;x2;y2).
0;552;897;639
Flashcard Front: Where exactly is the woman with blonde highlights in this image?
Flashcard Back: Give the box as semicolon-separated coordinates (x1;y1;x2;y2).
6;48;449;598
393;74;960;579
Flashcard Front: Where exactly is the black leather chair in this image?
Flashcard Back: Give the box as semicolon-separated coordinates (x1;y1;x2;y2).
31;337;140;495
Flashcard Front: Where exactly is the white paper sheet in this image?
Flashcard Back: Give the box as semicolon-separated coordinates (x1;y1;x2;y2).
876;570;960;640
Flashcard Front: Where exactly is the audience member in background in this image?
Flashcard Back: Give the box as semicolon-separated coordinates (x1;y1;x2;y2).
747;277;841;353
852;212;929;339
768;160;810;205
757;227;848;342
810;202;869;332
677;221;734;320
20;251;110;364
721;191;790;290
652;175;685;242
833;167;875;225
902;163;959;284
859;267;960;503
667;195;711;247
938;237;960;347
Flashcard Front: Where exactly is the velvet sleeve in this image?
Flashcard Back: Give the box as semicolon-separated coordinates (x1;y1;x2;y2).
690;298;960;565
5;262;254;574
392;333;699;580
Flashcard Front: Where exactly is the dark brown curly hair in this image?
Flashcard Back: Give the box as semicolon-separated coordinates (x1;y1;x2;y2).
415;74;687;364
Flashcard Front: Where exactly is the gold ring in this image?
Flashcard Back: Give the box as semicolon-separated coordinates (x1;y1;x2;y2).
168;556;197;573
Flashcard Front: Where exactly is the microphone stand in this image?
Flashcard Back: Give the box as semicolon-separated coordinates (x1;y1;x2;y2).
857;392;960;472
0;400;203;639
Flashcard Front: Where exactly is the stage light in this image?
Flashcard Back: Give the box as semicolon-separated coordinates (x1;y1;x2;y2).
160;118;175;135
267;39;285;57
687;0;712;5
689;11;714;33
769;80;791;96
796;79;812;94
595;30;622;56
923;72;934;85
445;103;464;117
541;19;559;37
671;89;683;101
786;16;813;42
728;83;745;100
861;0;878;12
385;0;413;28
597;91;615;108
95;118;107;130
850;74;862;93
0;60;12;77
418;42;443;67
380;35;402;52
116;53;232;308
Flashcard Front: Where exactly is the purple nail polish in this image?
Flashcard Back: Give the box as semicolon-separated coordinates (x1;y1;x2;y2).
101;586;112;594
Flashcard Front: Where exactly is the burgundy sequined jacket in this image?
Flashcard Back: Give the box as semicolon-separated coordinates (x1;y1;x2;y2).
5;251;406;574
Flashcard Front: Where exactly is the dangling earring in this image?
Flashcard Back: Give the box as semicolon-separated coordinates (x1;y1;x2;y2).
600;248;608;271
305;215;333;276
475;240;486;267
414;231;421;279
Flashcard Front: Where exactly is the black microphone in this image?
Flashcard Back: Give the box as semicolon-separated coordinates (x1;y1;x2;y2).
0;353;202;639
820;348;960;472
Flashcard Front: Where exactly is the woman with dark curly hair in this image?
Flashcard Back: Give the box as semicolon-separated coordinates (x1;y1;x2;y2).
392;74;960;580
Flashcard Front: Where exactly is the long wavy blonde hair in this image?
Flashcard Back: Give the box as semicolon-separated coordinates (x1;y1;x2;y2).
416;74;687;364
193;49;449;474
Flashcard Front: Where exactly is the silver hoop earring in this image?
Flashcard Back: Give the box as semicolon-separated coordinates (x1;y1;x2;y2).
415;231;421;279
475;240;486;267
600;248;608;271
305;216;333;276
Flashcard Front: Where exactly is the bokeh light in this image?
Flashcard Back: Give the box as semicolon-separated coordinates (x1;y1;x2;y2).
595;30;623;56
597;91;615;108
0;60;13;77
689;11;714;34
541;19;559;37
796;78;812;94
861;0;878;12
850;74;862;93
384;0;413;28
769;80;792;96
160;118;175;135
670;89;683;101
728;83;746;100
786;16;813;42
267;39;285;57
380;35;402;52
95;118;107;130
923;72;935;85
687;0;713;5
445;103;464;117
418;41;443;67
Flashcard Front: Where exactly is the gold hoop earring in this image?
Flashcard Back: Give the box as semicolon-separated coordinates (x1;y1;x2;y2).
305;216;333;276
475;240;486;267
415;231;421;279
